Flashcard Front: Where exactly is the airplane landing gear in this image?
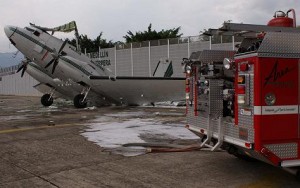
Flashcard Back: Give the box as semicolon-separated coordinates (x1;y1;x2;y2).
74;86;90;108
74;94;87;108
41;94;53;107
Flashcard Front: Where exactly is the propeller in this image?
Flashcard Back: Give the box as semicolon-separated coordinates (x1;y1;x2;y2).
17;58;31;77
45;39;68;74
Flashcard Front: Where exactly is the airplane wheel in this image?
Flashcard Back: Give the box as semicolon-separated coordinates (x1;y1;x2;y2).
74;94;87;108
41;94;53;107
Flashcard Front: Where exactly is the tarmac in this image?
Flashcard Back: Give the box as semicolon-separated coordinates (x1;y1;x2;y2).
0;95;300;188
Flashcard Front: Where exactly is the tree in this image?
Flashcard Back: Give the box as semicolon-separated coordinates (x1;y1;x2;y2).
70;32;114;53
124;23;182;43
94;32;115;49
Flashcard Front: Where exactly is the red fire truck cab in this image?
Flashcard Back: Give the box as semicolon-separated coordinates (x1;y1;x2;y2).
183;9;300;176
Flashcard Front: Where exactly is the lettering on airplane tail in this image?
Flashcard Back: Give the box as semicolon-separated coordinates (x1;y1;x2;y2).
95;60;111;66
99;51;109;58
90;50;111;66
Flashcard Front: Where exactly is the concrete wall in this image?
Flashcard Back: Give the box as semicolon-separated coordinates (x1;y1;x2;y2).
0;72;41;96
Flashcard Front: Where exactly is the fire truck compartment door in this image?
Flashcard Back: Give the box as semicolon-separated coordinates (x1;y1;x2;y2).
260;58;299;141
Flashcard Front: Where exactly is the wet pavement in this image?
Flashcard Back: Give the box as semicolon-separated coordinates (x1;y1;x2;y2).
0;95;300;187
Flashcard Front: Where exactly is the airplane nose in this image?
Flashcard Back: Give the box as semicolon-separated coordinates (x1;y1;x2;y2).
4;25;17;38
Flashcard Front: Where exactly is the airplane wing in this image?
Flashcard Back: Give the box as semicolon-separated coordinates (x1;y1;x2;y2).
33;82;86;100
89;76;185;105
34;82;112;106
33;83;65;99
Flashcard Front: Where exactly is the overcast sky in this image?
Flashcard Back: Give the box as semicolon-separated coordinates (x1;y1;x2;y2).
0;0;299;52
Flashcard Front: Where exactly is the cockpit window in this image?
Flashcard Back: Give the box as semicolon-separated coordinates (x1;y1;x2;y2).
33;30;40;36
88;64;96;70
25;27;35;32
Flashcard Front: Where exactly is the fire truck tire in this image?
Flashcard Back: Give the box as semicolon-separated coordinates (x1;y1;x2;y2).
201;135;207;143
296;170;300;181
233;153;257;162
74;94;87;108
227;146;237;155
41;94;53;107
128;103;139;106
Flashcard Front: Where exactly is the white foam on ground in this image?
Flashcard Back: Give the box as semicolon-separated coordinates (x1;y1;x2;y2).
35;105;61;112
104;111;146;117
16;110;32;113
81;117;198;156
1;115;28;120
84;106;97;110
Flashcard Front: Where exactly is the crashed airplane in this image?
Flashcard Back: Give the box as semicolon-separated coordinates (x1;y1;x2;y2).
4;21;185;108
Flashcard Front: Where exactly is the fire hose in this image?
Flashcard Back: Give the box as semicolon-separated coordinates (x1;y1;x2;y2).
122;143;211;153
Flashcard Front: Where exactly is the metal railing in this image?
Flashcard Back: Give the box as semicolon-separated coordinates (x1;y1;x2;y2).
86;35;239;77
0;64;19;76
113;35;241;50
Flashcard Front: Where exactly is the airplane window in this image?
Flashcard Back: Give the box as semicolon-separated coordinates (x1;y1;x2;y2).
33;31;40;37
9;39;16;46
25;27;35;32
88;64;96;70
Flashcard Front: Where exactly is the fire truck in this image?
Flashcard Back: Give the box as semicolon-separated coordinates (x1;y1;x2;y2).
183;9;300;177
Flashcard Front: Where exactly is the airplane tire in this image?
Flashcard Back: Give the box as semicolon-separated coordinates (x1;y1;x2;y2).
41;94;53;107
74;94;87;108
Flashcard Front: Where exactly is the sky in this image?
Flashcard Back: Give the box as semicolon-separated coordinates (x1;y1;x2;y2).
0;0;299;53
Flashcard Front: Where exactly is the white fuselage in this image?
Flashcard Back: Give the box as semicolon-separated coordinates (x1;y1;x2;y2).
4;25;109;86
4;24;186;106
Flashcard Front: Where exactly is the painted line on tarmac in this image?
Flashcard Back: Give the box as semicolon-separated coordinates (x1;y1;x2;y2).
0;123;79;134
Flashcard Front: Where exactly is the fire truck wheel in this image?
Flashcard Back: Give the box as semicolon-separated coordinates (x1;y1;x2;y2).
211;138;217;146
201;135;207;143
41;94;53;107
128;103;139;106
233;153;257;162
296;170;300;181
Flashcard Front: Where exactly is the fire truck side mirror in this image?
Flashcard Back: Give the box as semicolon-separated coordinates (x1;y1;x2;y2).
185;65;192;74
182;58;191;74
223;58;234;70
